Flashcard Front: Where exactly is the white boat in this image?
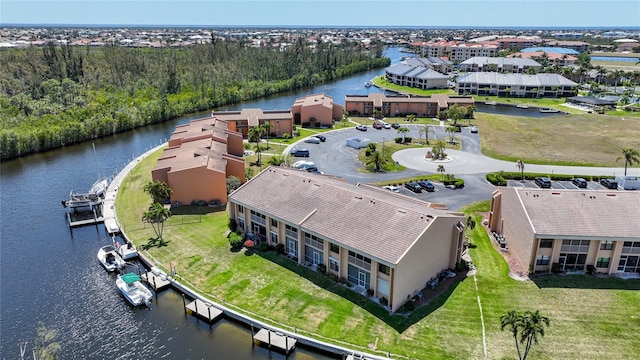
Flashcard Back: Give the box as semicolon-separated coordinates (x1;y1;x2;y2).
515;103;529;109
97;245;126;272
89;178;109;198
484;101;497;105
539;107;560;113
116;273;153;307
62;178;110;210
365;80;373;88
116;241;138;260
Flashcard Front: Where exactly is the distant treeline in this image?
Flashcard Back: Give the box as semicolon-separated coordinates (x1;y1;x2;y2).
0;38;389;160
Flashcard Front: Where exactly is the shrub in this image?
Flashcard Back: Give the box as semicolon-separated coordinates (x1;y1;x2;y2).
228;232;244;248
326;273;338;282
587;264;596;275
397;299;416;313
454;179;465;188
551;263;563;274
275;243;285;254
228;218;237;232
317;263;327;274
379;296;388;306
258;242;269;252
243;240;255;249
366;288;374;297
486;172;507;186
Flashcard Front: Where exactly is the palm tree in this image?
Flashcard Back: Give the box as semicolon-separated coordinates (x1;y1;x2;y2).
248;125;263;165
261;121;272;150
501;310;523;360
267;154;285;166
520;310;550;360
431;140;447;160
419;124;434;144
365;150;386;172
516;159;525;182
143;180;172;204
445;126;458;142
437;164;446;182
617;148;640;176
397;127;410;143
142;202;171;241
501;310;550;360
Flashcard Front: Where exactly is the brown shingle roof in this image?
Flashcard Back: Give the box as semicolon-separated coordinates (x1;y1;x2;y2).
230;167;462;264
514;188;640;239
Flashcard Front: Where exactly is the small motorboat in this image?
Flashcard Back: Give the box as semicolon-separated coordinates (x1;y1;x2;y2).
116;241;138;260
484;101;497;106
116;272;153;307
97;245;126;272
364;80;373;88
515;103;529;109
89;178;109;198
539;107;560;113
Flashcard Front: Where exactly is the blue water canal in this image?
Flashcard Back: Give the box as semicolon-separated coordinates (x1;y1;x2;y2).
0;47;564;359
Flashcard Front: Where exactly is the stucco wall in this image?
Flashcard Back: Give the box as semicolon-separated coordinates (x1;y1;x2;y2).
168;166;227;205
493;189;536;273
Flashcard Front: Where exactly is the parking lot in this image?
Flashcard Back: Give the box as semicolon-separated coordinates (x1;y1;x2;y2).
507;179;616;190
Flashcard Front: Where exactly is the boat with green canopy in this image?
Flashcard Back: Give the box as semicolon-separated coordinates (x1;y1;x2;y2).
116;272;153;307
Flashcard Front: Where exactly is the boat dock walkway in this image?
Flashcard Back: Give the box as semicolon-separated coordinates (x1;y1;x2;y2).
185;298;224;323
141;272;171;291
67;209;104;228
253;328;297;354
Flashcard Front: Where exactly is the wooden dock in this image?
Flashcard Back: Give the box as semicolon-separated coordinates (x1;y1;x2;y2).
185;299;224;323
68;213;104;227
253;328;297;354
141;272;171;291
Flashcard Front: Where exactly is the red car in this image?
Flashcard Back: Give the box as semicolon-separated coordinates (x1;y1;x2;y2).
372;122;383;129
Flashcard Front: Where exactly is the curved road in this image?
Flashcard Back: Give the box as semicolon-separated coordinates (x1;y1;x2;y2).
283;123;630;211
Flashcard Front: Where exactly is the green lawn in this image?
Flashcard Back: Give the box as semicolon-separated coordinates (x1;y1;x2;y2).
116;153;640;359
476;112;640;167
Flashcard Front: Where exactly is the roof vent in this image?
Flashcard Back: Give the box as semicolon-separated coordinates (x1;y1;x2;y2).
606;193;616;197
551;192;561;195
355;196;363;200
397;209;407;214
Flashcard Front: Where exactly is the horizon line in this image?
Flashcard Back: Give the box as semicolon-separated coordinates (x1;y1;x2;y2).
3;23;640;31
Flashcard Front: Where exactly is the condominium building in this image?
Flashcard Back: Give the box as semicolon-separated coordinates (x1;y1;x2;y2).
291;94;344;128
211;108;293;139
456;72;578;98
228;167;466;312
459;57;542;73
489;188;640;274
152;117;245;205
385;63;449;90
344;93;474;118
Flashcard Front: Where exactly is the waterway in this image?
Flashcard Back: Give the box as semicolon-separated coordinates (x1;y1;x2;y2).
0;47;410;360
591;56;640;62
0;46;565;359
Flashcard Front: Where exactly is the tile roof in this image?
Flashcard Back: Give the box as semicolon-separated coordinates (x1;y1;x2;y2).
460;56;541;67
229;167;462;265
457;72;577;87
513;188;640;239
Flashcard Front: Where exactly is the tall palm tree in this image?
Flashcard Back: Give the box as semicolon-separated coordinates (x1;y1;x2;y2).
142;202;171;241
445;126;458;142
501;310;523;360
431;140;447;160
617;148;640;176
143;180;172;204
516;159;525;182
520;310;550;360
261;121;272;150
248;125;263;165
397;127;410;143
419;124;434;144
437;165;446;183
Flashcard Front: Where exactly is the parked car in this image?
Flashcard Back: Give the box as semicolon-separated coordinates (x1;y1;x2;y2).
572;178;587;188
470;125;478;133
355;124;368;131
292;160;316;170
313;135;326;142
404;182;423;193
417;180;435;192
391;123;400;129
372;122;383;129
304;137;321;144
454;124;462;132
383;122;391;129
534;177;552;188
383;185;400;193
600;178;618;189
290;148;310;157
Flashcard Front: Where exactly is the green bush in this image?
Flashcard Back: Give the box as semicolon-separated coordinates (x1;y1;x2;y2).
366;288;374;297
258;242;269;252
486;173;508;186
379;296;389;306
587;264;596;275
275;243;285;254
228;218;237;231
228;232;244;248
317;263;327;274
397;299;416;313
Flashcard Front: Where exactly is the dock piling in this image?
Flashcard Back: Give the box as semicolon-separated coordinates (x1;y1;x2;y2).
182;294;186;313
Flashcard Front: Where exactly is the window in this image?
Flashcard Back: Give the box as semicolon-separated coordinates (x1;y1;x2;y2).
539;239;553;248
600;241;613;250
237;217;245;231
270;232;278;245
348;251;371;270
536;255;550;266
596;257;610;268
378;263;391;276
237;205;244;214
270;218;277;227
330;243;340;253
329;257;339;272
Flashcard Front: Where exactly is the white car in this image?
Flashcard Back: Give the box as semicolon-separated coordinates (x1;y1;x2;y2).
383;185;400;193
470;125;478;133
382;122;391;129
304;137;321;144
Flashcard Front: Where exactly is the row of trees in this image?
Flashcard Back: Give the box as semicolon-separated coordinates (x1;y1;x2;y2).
0;38;390;160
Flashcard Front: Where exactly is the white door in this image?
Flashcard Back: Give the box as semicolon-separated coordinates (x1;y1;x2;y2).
358;271;367;287
377;278;389;297
313;251;321;266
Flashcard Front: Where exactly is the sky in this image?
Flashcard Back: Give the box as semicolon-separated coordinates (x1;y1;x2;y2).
1;0;639;28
